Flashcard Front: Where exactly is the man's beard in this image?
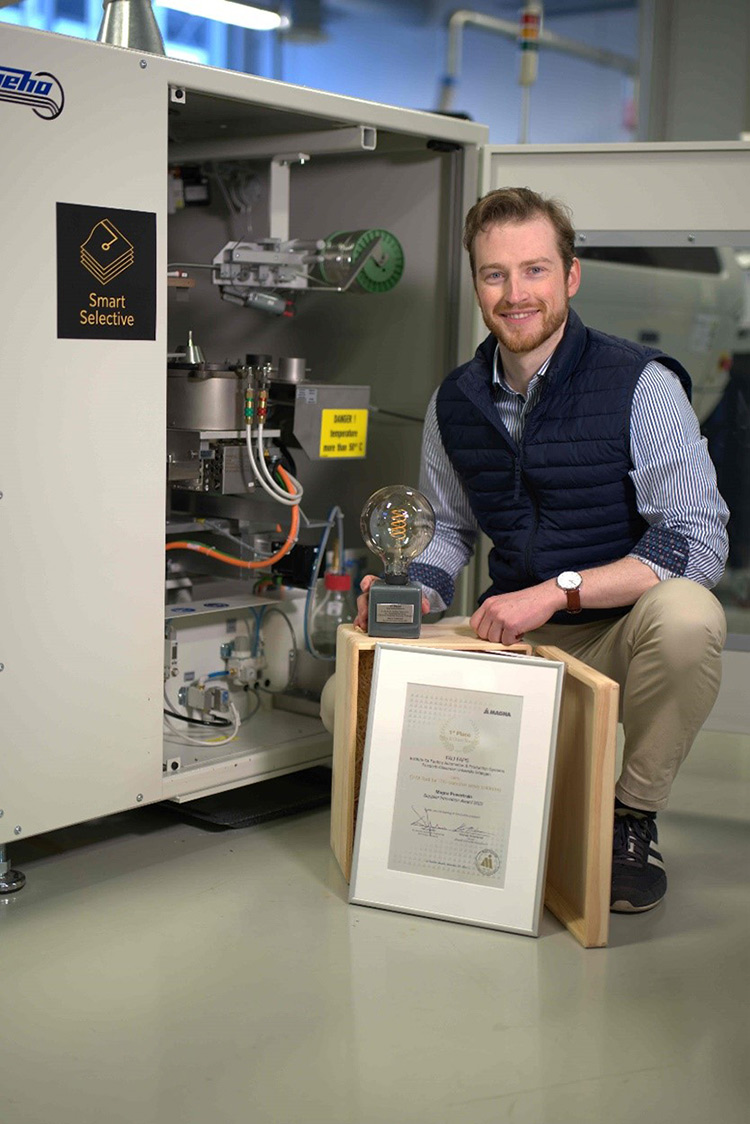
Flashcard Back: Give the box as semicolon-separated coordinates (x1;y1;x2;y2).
484;296;569;355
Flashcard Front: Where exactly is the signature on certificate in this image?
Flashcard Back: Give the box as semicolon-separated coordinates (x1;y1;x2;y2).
410;807;445;836
451;823;491;843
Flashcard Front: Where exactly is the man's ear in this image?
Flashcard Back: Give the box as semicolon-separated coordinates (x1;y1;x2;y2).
567;257;581;298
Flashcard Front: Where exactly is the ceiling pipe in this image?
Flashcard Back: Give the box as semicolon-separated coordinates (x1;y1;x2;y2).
438;7;638;115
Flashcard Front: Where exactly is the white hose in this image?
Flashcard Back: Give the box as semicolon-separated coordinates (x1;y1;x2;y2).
304;505;345;660
257;424;304;501
245;425;303;506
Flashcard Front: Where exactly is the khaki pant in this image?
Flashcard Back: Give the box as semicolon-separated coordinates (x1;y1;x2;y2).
526;578;727;812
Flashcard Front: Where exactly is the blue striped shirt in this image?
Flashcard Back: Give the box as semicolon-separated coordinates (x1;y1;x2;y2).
414;349;730;611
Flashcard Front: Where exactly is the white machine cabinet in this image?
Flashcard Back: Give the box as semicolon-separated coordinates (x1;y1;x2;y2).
1;24;748;858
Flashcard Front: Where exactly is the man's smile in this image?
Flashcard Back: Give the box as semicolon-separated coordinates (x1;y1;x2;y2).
497;308;539;320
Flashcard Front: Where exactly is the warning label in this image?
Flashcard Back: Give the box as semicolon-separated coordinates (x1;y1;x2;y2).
319;408;368;458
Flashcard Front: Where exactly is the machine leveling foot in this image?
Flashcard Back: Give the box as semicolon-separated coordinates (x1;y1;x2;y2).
0;845;26;893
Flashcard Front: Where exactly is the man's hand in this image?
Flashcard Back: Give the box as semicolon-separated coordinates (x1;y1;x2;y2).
354;574;431;632
469;559;661;644
469;581;562;645
354;574;378;631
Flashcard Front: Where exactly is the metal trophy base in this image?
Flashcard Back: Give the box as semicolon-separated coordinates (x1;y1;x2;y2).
0;846;26;894
367;577;422;638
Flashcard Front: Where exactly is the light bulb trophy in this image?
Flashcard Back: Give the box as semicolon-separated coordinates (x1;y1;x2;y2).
360;485;435;638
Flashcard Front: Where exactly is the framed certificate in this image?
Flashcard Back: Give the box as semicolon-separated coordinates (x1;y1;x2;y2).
349;644;565;937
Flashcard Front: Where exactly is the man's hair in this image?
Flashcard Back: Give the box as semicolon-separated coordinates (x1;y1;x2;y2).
463;186;577;276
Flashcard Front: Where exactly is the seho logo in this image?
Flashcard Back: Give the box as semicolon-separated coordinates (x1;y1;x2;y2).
0;65;64;120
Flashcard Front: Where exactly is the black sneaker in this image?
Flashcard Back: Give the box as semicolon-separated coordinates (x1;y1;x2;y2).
610;807;667;913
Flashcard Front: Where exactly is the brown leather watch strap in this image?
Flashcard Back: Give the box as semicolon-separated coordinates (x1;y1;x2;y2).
565;587;581;613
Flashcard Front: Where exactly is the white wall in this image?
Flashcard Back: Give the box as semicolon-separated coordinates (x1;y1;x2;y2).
640;0;750;141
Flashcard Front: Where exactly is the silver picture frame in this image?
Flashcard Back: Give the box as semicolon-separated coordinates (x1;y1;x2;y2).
349;644;565;937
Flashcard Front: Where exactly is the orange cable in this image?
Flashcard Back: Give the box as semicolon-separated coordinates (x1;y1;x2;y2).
166;465;299;570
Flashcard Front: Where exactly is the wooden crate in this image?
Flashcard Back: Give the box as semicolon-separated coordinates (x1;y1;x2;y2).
330;623;619;948
535;644;618;948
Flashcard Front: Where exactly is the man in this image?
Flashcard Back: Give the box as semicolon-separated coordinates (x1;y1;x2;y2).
355;186;728;914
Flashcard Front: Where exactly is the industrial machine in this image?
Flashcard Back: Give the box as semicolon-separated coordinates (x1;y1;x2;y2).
574;244;745;424
0;23;488;885
2;23;749;885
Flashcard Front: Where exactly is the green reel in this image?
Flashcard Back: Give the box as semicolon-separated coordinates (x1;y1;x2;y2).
317;228;404;294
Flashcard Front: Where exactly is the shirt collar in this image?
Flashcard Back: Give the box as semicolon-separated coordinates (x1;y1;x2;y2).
492;345;554;391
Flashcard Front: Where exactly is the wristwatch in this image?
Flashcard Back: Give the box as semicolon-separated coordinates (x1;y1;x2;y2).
556;570;583;614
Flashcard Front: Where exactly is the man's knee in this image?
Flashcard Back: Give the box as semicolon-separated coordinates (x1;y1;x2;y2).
632;578;726;660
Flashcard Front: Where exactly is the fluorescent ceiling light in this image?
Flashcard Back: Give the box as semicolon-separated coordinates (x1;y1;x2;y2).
158;0;289;31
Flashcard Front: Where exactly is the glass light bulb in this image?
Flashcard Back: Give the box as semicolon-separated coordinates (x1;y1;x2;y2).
360;485;435;584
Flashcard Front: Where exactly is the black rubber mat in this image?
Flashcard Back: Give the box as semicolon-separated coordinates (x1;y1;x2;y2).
162;766;332;829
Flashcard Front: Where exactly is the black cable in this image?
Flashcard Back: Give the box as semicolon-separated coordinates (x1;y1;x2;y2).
371;406;424;424
270;437;298;477
243;686;263;719
163;708;232;729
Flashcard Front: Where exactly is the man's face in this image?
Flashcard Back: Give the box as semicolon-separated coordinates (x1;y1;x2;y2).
473;216;580;357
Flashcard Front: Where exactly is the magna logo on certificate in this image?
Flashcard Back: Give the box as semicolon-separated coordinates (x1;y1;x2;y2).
56;202;156;340
388;683;523;888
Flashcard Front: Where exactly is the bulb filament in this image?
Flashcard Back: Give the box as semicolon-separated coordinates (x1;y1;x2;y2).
389;508;408;540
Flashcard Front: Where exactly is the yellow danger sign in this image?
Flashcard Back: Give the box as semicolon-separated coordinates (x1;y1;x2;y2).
319;408;368;458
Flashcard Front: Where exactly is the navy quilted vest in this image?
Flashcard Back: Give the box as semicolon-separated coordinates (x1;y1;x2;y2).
436;309;691;624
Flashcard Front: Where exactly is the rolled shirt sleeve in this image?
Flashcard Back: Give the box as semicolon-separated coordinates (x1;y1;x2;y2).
628;361;729;587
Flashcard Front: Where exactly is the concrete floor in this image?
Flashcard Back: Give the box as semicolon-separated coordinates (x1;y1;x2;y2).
2;727;748;1124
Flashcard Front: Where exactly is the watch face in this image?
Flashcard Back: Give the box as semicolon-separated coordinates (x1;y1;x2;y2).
558;571;582;591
